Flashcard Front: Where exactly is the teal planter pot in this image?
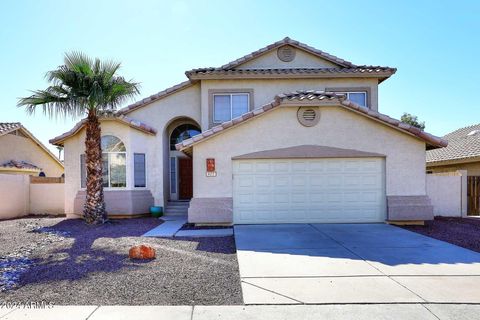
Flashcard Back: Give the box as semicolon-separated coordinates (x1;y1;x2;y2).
150;206;163;218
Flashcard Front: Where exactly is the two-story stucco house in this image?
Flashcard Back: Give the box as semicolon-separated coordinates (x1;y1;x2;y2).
51;37;447;224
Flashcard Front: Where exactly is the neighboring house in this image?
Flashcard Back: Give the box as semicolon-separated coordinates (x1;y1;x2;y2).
427;123;480;215
0;122;64;177
51;37;446;224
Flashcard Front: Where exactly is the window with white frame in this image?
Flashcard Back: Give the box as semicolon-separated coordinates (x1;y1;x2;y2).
213;93;249;123
336;91;367;108
80;135;127;188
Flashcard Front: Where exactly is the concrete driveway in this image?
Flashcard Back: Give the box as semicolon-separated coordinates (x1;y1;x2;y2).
234;223;480;304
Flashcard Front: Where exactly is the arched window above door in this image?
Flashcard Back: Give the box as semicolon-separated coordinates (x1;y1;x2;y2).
170;124;201;151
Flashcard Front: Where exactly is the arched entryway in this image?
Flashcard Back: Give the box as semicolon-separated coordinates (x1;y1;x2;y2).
165;119;201;201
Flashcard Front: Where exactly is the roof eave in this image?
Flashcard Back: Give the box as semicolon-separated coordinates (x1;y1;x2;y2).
0;167;41;173
50;117;157;146
186;71;396;81
427;156;480;167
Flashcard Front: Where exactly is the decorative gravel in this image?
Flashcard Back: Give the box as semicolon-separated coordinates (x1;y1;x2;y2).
401;217;480;253
0;217;243;305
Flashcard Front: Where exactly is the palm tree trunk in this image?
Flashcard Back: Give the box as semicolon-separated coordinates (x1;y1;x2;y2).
83;111;107;224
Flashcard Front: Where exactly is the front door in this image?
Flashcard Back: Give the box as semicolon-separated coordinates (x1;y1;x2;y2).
178;158;193;199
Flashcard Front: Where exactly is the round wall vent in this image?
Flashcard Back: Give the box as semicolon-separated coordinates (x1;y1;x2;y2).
297;107;320;127
277;45;296;62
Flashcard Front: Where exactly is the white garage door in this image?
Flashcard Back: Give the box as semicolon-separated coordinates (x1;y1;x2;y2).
233;158;386;224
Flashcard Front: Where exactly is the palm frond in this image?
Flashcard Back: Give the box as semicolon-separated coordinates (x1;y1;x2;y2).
18;51;140;119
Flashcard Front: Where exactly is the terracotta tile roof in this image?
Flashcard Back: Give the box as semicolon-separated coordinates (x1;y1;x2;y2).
1;160;41;171
50;115;157;146
176;90;447;152
218;37;357;70
118;37;395;116
427;123;480;164
0;122;21;136
185;67;396;79
117;80;194;115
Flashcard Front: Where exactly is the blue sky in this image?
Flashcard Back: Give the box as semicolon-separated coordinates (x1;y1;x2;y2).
1;0;479;155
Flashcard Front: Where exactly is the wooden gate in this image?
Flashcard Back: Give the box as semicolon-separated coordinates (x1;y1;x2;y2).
467;176;480;215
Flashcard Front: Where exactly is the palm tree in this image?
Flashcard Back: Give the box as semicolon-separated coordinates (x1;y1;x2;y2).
18;52;140;224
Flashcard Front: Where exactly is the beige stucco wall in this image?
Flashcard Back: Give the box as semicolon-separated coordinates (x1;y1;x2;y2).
124;83;201;206
237;49;340;69
62;84;202;215
192;105;427;198
0;174;64;219
428;161;480;176
0;174;30;219
0;133;63;177
200;78;379;129
30;183;64;215
63;120;156;216
426;172;467;217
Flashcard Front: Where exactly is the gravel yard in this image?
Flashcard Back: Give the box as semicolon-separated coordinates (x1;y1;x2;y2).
401;217;480;253
0;217;242;305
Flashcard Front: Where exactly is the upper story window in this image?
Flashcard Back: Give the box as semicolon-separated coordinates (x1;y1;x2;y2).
213;93;250;123
336;91;367;108
80;135;126;188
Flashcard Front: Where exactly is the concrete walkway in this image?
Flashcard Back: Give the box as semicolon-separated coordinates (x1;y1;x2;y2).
142;216;233;238
235;223;480;305
142;216;186;237
1;304;479;319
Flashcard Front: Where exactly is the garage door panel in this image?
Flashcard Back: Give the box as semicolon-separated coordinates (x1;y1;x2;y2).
236;192;254;204
324;160;344;171
292;161;308;172
255;192;272;204
237;162;255;173
325;175;343;187
237;176;254;188
255;176;271;187
255;161;271;172
292;176;308;187
273;161;290;172
272;208;292;220
291;192;307;203
273;192;290;204
233;158;386;224
308;161;324;172
274;176;290;187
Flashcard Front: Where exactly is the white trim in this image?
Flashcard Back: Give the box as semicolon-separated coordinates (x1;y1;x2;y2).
213;93;250;123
